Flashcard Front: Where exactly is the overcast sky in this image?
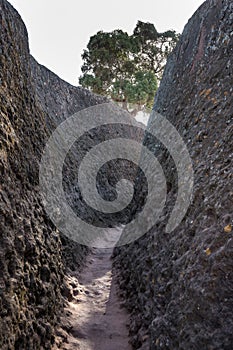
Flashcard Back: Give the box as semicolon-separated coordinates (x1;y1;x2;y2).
9;0;205;86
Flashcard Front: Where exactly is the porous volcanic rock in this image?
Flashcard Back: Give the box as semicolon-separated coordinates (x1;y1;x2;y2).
30;56;108;131
30;56;109;271
0;1;64;348
0;0;105;348
114;1;233;349
30;56;145;237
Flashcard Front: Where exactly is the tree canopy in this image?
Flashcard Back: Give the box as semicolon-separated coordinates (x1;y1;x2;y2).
79;21;179;116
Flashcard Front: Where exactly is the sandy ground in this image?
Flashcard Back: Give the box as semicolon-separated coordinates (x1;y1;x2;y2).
53;227;132;350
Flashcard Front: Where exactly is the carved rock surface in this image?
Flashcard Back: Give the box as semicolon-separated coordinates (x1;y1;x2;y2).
0;0;105;348
30;56;108;131
114;1;233;349
0;1;64;348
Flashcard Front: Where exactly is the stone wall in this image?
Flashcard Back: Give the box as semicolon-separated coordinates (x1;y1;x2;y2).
0;1;64;348
0;0;106;347
114;1;233;349
30;55;109;271
30;56;108;131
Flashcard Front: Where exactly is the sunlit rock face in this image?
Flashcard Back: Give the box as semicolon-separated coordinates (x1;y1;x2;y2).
114;0;233;349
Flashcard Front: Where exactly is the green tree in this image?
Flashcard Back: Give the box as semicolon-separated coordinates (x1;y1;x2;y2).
79;21;179;116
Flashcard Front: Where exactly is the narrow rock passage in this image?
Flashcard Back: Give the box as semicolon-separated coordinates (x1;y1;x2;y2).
54;228;132;350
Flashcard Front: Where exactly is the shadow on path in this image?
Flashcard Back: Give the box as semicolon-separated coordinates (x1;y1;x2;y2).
53;227;132;350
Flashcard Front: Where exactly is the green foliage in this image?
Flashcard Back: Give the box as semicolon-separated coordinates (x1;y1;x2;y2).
79;21;180;116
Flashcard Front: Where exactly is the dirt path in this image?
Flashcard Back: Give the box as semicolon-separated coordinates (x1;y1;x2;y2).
54;228;132;350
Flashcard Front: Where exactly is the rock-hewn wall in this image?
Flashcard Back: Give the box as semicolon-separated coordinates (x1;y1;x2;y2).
30;56;108;131
30;55;145;236
30;58;109;271
0;1;64;348
0;0;107;348
114;1;233;349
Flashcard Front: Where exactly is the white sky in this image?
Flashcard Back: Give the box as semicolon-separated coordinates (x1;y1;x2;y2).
9;0;205;86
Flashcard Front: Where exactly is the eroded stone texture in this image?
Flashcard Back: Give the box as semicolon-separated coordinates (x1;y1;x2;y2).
30;55;109;270
0;0;105;348
30;56;108;131
0;1;64;348
31;57;145;238
114;1;233;349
